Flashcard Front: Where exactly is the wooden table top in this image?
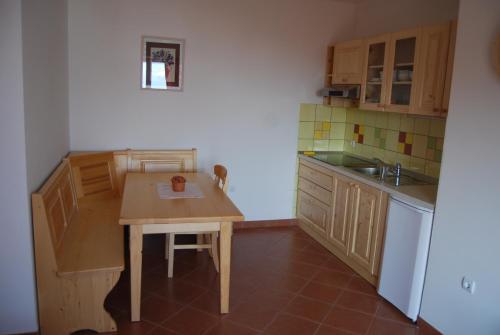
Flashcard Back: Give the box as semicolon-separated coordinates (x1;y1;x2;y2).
119;172;244;225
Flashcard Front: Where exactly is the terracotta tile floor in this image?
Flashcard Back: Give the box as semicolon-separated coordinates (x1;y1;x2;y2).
98;227;431;335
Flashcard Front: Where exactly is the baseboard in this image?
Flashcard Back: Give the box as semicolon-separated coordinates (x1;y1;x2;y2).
417;317;442;335
233;219;298;229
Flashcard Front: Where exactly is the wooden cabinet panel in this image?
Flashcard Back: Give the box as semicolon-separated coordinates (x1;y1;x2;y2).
411;23;450;116
298;177;332;205
332;40;364;84
441;21;456;117
328;175;351;253
299;164;333;191
297;190;331;234
348;183;386;275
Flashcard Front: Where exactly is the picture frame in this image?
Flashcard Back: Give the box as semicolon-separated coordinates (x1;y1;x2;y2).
141;36;184;91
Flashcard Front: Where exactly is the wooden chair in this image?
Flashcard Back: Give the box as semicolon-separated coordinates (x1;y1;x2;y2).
166;164;228;278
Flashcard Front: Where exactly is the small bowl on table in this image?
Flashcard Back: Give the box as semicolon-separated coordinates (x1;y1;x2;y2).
171;176;186;192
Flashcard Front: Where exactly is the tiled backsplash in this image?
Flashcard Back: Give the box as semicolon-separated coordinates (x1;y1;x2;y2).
298;104;446;178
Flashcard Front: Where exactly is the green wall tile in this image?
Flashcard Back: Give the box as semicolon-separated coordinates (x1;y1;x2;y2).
300;104;316;121
330;123;346;140
375;112;389;128
387;113;401;130
316;105;332;122
364;126;375;146
298;122;314;139
313;140;329;151
298;139;314;151
332;107;347;122
386;130;399;152
430;119;446;138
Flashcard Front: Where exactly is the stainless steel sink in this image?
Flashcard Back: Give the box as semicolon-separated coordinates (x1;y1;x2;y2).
350;166;381;176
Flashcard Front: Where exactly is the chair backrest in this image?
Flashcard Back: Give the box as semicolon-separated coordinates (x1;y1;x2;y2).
32;160;78;259
214;164;228;193
128;149;197;173
67;152;120;199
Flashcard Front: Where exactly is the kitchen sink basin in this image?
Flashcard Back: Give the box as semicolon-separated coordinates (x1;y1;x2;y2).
350;166;381;176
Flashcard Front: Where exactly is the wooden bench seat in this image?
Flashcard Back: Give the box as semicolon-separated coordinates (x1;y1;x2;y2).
32;154;124;335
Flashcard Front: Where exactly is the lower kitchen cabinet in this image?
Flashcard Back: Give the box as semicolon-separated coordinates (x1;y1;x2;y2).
297;159;388;286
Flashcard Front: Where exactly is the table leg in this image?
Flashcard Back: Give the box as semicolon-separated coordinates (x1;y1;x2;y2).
130;225;143;322
219;221;232;314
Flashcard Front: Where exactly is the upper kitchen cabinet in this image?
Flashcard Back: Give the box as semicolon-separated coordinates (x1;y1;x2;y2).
360;34;391;111
332;40;364;84
411;22;453;116
385;28;420;113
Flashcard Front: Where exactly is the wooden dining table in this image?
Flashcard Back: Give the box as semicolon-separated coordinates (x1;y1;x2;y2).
119;172;244;322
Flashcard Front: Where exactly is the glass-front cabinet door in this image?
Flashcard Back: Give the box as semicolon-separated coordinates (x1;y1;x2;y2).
385;29;420;113
360;35;390;111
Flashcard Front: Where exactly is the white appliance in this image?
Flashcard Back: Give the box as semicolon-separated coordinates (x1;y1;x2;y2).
377;196;434;322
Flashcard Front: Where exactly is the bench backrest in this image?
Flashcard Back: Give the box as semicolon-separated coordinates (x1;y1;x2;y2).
32;160;78;267
67;152;120;199
128;149;197;172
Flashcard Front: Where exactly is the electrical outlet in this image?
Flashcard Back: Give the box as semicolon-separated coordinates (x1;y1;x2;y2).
351;140;356;147
461;277;476;294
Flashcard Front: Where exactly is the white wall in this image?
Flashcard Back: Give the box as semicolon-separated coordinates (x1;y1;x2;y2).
353;0;458;38
68;0;357;220
0;1;38;333
420;0;500;333
22;0;70;192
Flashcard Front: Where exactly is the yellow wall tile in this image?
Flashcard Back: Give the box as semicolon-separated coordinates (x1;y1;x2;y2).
414;118;430;135
330;123;346;140
412;134;427;158
322;122;331;131
429;119;446;138
316;105;332;121
398;142;405;153
387;113;401;130
298;139;313;151
314;131;322;140
298;122;314;139
329;140;344;151
313;140;329;151
332;107;347;122
300;104;316;121
400;115;415;132
375;112;388;129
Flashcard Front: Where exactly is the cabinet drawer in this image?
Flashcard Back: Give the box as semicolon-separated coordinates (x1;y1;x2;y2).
297;191;331;234
298;177;332;205
299;164;333;191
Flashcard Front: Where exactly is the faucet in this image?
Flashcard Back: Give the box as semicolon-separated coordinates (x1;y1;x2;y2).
372;158;387;181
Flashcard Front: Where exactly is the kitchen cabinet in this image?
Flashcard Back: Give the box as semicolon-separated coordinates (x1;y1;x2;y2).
411;23;451;116
332;40;364;84
348;181;386;275
360;34;391;111
328;174;351;254
330;21;456;117
297;159;388;285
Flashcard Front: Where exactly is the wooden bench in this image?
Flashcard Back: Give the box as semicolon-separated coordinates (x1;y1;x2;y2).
32;152;124;335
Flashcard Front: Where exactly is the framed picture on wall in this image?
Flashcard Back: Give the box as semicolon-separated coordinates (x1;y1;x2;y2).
141;36;184;91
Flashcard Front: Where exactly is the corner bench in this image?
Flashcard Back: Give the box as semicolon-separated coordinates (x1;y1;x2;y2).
32;153;124;335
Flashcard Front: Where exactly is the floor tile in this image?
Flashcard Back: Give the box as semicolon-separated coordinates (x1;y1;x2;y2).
263;313;319;335
140;295;184;323
149;326;179;335
300;282;343;304
284;296;331;322
323;256;356;274
323;306;374;334
312;269;353;288
368;318;417;335
336;290;380;314
204;320;259;335
225;300;279;331
315;325;356;335
153;279;207;304
376;300;413;325
162;307;219;335
346;277;378;296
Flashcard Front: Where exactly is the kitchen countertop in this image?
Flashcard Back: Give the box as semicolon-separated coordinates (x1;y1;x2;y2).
298;152;438;211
